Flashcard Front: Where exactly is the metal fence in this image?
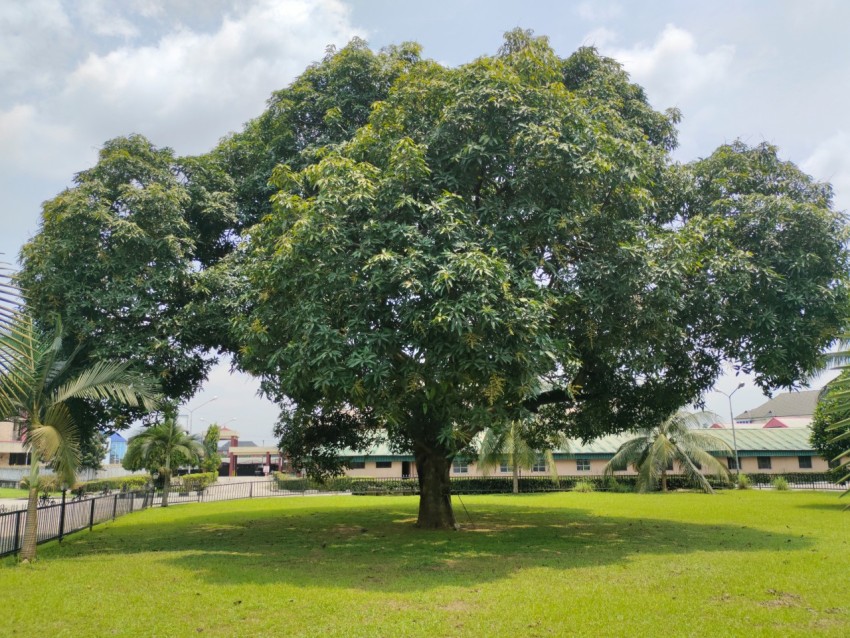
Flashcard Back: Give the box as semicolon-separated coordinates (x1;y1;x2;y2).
0;479;341;558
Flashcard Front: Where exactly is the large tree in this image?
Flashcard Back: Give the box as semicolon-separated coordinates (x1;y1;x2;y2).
231;32;850;528
18;135;237;435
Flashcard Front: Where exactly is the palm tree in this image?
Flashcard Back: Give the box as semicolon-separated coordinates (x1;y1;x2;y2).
123;418;203;507
477;420;563;493
0;313;158;562
604;411;732;494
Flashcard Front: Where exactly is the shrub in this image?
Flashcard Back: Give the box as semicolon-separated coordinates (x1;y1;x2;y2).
736;474;752;490
19;475;61;493
772;476;790;491
175;472;218;491
574;480;595;493
75;474;152;494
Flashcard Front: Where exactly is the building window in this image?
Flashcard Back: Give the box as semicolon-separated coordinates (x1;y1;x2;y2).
757;456;772;470
452;459;469;474
798;456;812;469
375;461;392;469
8;453;28;466
576;458;590;472
499;462;512;473
531;456;547;473
727;457;742;470
349;460;366;470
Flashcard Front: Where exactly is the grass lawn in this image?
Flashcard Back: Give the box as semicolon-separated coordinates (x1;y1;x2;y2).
1;490;847;637
0;488;29;499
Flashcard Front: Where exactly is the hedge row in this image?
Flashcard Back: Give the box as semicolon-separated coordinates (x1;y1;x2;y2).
73;474;152;494
273;472;844;495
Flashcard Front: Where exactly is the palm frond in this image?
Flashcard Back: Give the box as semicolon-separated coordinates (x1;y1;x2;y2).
27;403;81;486
51;360;160;409
604;436;649;475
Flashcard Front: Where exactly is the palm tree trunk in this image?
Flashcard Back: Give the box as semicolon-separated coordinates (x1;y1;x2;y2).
20;459;40;562
161;457;171;507
512;464;519;494
661;470;668;493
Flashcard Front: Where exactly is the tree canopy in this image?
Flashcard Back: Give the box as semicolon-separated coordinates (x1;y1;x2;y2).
19;135;237;433
18;31;850;528
229;31;849;526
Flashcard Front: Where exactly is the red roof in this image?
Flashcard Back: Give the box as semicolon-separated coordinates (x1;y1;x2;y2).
762;417;789;429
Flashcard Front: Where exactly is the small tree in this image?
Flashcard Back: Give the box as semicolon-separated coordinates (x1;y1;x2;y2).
604;412;732;494
477;420;562;493
123;417;203;506
200;423;222;474
0;313;157;562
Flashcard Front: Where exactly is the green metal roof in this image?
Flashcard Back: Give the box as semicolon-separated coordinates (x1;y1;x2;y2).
340;428;816;460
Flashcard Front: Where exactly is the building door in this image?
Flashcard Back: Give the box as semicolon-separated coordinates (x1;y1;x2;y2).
401;461;411;478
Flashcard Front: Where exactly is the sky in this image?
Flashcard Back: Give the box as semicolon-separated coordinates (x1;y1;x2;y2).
2;0;849;440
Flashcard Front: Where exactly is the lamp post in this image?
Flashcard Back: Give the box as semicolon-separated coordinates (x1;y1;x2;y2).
716;383;745;479
184;396;218;434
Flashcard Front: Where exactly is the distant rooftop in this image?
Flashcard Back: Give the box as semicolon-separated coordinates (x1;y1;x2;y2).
735;390;820;421
341;428;817;460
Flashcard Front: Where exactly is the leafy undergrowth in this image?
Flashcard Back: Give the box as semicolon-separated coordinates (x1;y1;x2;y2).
1;491;847;637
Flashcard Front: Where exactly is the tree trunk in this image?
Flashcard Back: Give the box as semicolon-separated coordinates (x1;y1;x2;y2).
661;470;668;493
161;467;171;508
512;464;519;494
20;459;41;562
19;485;39;562
414;446;456;529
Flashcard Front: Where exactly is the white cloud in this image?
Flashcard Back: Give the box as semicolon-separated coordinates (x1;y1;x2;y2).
581;27;617;48
0;105;78;179
77;0;141;38
606;24;735;110
0;0;75;96
61;0;361;153
803;131;850;212
576;1;622;22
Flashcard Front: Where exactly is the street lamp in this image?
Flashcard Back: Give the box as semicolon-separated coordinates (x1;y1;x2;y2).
184;396;218;434
716;383;745;479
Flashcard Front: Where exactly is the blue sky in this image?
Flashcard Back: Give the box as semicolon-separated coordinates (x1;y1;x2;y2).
2;0;848;439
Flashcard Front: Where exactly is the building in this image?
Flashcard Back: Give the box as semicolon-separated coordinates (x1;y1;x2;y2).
107;432;128;464
339;427;832;479
0;421;26;469
217;427;284;477
734;390;820;427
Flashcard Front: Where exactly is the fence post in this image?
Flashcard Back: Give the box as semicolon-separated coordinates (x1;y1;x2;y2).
130;491;135;514
14;510;22;552
250;482;254;499
112;494;118;521
89;498;96;531
58;489;67;543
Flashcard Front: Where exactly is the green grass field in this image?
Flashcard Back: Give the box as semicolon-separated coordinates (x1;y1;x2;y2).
1;491;847;637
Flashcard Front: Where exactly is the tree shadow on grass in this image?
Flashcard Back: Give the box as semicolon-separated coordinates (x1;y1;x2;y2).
51;497;811;593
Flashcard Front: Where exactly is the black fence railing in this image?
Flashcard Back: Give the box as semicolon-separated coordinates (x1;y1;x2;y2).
0;479;340;558
0;490;157;558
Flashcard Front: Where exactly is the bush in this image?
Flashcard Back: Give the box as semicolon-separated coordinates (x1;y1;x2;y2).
772;476;790;491
175;472;217;491
573;480;595;493
19;475;61;493
75;474;152;494
736;474;752;490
